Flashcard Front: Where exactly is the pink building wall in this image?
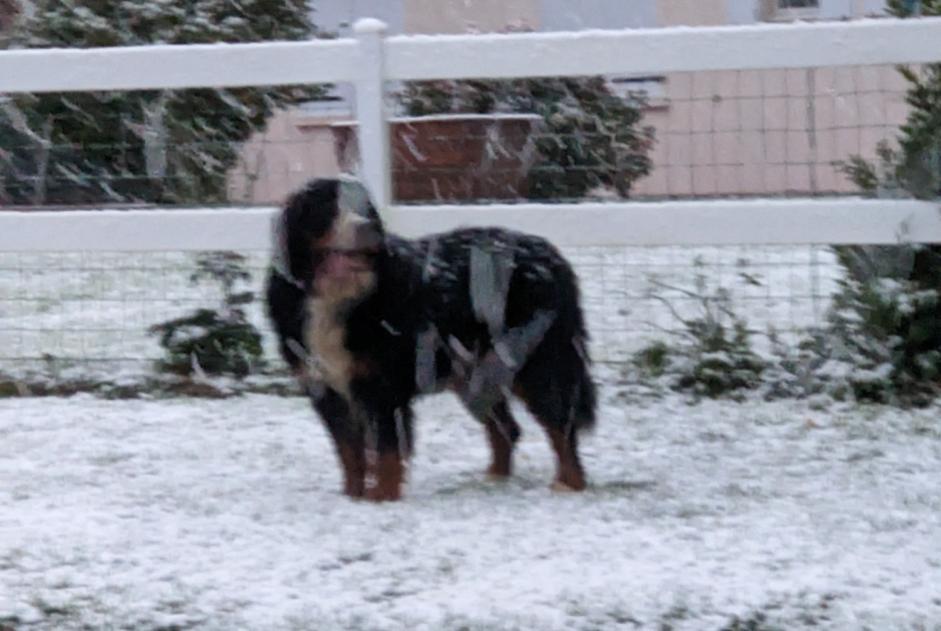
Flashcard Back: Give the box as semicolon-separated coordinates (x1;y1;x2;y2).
228;0;907;203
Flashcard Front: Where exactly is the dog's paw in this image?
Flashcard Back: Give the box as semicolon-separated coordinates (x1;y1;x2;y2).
550;479;586;493
364;485;402;502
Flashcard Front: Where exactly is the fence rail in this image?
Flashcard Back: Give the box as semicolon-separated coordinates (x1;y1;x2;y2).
2;17;941;245
4;18;941;92
1;199;939;252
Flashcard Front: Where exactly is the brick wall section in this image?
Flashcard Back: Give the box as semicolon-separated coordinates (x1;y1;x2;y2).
332;116;542;203
0;0;19;31
390;117;540;202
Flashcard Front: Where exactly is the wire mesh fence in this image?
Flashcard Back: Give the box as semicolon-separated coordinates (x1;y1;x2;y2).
1;20;938;392
190;63;914;206
631;65;911;199
0;60;919;388
0;243;839;387
5;60;910;207
0;249;270;382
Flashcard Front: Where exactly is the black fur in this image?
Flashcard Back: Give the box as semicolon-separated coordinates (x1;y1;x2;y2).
266;178;596;499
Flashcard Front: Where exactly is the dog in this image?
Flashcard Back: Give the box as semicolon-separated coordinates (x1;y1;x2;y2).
266;177;596;501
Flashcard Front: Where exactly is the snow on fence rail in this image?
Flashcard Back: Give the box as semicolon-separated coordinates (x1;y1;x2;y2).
5;18;941;91
1;17;941;246
0;199;940;252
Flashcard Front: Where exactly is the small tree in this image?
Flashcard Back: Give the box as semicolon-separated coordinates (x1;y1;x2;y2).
833;0;941;403
150;253;264;379
398;76;655;200
0;0;324;205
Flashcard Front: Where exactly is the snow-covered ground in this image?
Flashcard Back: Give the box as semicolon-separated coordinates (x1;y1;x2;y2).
2;388;940;630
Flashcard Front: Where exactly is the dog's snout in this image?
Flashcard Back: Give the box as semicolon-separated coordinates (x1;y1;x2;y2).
355;221;383;250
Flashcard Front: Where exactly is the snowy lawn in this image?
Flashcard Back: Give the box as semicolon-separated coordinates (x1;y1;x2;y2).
1;389;940;630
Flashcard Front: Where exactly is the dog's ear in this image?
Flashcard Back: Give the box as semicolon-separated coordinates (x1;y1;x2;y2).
338;176;384;232
280;179;341;285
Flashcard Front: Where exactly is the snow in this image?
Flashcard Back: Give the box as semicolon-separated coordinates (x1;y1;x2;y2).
353;18;388;34
2;389;940;629
332;114;543;126
392;113;543;124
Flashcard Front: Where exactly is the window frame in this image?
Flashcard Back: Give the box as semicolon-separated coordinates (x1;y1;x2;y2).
769;0;821;21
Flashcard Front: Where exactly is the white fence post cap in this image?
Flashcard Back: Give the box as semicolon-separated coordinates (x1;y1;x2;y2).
353;18;388;34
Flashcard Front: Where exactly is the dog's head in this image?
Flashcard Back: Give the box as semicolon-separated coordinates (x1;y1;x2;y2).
276;177;385;302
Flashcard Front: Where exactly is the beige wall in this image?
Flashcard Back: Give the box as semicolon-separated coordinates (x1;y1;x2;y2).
235;67;910;203
632;65;909;198
0;0;19;31
227;110;345;205
404;0;539;34
657;0;727;26
232;0;908;203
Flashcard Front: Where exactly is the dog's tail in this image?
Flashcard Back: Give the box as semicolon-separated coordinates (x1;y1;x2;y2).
514;304;598;433
568;331;597;431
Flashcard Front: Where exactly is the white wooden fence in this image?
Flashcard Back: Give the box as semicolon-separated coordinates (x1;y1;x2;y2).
1;17;941;251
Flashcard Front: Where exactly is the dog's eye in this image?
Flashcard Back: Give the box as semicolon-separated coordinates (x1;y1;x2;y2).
323;247;378;257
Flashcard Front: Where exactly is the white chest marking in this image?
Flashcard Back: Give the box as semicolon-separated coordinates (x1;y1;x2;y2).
305;298;355;397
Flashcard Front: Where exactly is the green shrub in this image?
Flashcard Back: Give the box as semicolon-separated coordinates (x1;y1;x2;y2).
634;266;765;399
150;252;263;379
830;0;941;404
397;75;654;200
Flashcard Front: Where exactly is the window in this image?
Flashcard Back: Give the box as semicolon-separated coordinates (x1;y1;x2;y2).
767;0;820;21
607;76;667;108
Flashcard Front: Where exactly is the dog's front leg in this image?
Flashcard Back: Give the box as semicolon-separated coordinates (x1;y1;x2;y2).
353;387;412;502
312;388;366;498
329;421;366;499
368;427;405;502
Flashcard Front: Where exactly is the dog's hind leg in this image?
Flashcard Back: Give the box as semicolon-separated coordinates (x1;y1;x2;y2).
461;398;521;479
541;421;586;492
512;340;596;492
483;402;521;479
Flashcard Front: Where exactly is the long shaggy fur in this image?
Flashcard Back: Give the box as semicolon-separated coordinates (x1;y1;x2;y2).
267;178;596;500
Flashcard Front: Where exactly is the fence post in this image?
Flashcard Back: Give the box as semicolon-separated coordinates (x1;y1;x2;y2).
353;18;391;214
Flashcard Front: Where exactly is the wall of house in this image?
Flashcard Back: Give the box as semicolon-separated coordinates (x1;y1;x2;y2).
818;0;886;19
403;0;539;34
227;110;348;204
731;0;887;24
727;1;758;25
632;65;909;198
0;0;19;32
233;0;904;204
658;0;728;26
540;0;656;30
312;0;405;36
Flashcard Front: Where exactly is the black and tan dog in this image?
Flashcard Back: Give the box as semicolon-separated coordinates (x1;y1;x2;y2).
266;177;596;501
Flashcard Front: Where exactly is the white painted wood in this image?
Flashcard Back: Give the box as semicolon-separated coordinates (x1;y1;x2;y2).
0;208;279;252
2;18;939;93
352;19;392;213
385;18;941;81
0;39;358;93
2;199;939;252
387;199;941;246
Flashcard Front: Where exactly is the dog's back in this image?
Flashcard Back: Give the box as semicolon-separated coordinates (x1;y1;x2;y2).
407;227;596;430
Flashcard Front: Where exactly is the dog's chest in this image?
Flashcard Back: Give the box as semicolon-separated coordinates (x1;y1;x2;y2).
305;298;355;395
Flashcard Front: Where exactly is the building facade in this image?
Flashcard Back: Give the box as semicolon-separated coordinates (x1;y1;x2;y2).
0;0;20;33
229;0;906;202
